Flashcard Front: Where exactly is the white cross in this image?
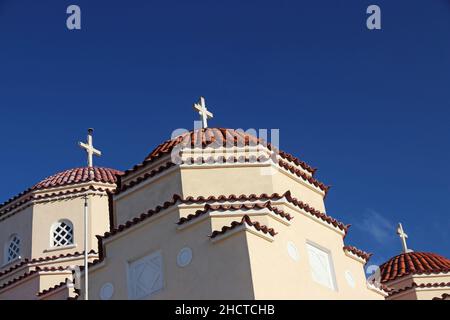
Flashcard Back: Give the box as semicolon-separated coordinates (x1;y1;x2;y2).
397;223;411;253
193;96;213;128
78;128;102;167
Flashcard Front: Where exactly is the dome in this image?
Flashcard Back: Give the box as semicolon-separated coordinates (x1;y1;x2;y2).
379;252;450;283
124;128;317;175
32;167;122;190
0;167;123;211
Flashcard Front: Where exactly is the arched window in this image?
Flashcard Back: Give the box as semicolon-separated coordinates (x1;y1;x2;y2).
51;220;74;247
5;234;21;263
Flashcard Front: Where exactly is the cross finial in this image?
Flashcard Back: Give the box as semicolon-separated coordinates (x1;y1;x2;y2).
78;128;102;167
193;96;213;128
397;223;412;253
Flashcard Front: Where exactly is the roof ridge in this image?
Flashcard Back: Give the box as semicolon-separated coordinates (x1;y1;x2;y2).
37;280;69;297
0;266;71;291
0;250;97;278
209;215;277;239
103;191;348;241
343;245;373;262
389;281;450;297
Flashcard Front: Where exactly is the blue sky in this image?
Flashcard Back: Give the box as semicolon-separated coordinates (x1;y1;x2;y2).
0;0;449;266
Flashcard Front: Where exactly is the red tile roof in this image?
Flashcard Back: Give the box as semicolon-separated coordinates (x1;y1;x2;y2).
343;245;373;262
278;159;330;194
389;281;450;297
122;128;317;177
0;185;114;218
0;250;97;278
380;252;450;283
177;201;293;226
0;266;69;291
433;293;450;300
34;167;122;189
210;215;277;239
37;280;68;297
102;191;348;241
0;167;123;212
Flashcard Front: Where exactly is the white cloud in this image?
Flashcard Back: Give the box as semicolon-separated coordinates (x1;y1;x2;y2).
355;209;396;244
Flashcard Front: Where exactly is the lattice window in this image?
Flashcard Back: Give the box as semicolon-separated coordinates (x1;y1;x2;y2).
52;221;74;247
7;235;20;263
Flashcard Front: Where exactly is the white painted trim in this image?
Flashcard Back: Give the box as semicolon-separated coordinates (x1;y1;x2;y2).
38;282;70;300
366;282;389;297
49;219;75;249
0;270;72;294
279;200;345;236
115;152;325;202
44;244;77;253
344;249;367;265
0;191;109;222
385;271;450;287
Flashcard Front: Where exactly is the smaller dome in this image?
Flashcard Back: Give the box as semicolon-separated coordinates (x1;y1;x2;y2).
0;167;123;212
33;167;123;190
380;252;450;283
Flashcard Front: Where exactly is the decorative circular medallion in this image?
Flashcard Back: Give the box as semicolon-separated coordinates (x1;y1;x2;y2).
177;247;193;267
345;270;355;288
100;282;114;300
287;241;300;262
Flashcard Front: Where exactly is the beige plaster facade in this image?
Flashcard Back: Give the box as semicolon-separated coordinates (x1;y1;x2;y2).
79;138;387;300
0;168;117;300
0;128;448;300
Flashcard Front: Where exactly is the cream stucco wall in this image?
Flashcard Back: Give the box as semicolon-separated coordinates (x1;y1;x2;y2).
114;168;183;226
0;207;33;269
0;181;114;299
85;208;255;300
246;203;381;300
31;194;109;258
0;271;72;300
80;152;385;300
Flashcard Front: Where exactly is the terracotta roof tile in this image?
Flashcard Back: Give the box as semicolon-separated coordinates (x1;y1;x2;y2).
389;281;450;297
0;250;97;278
343;245;373;262
37;280;68;297
33;167;122;189
210;215;277;239
0;266;69;291
380;252;450;283
177;201;293;225
278;159;330;194
122;128;317;177
0;185;114;218
283;191;349;233
0;167;122;213
433;293;450;300
103;191;348;241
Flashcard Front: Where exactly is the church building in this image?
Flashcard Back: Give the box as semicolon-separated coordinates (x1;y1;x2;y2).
0;98;448;300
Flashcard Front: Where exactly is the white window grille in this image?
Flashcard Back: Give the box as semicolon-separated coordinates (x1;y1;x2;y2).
6;235;21;263
52;220;74;247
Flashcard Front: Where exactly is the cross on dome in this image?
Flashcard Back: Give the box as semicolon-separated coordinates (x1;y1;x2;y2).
193;96;213;128
397;222;413;253
78;128;102;168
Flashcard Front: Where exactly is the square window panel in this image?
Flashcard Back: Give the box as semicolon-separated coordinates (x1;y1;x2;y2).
306;243;336;291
